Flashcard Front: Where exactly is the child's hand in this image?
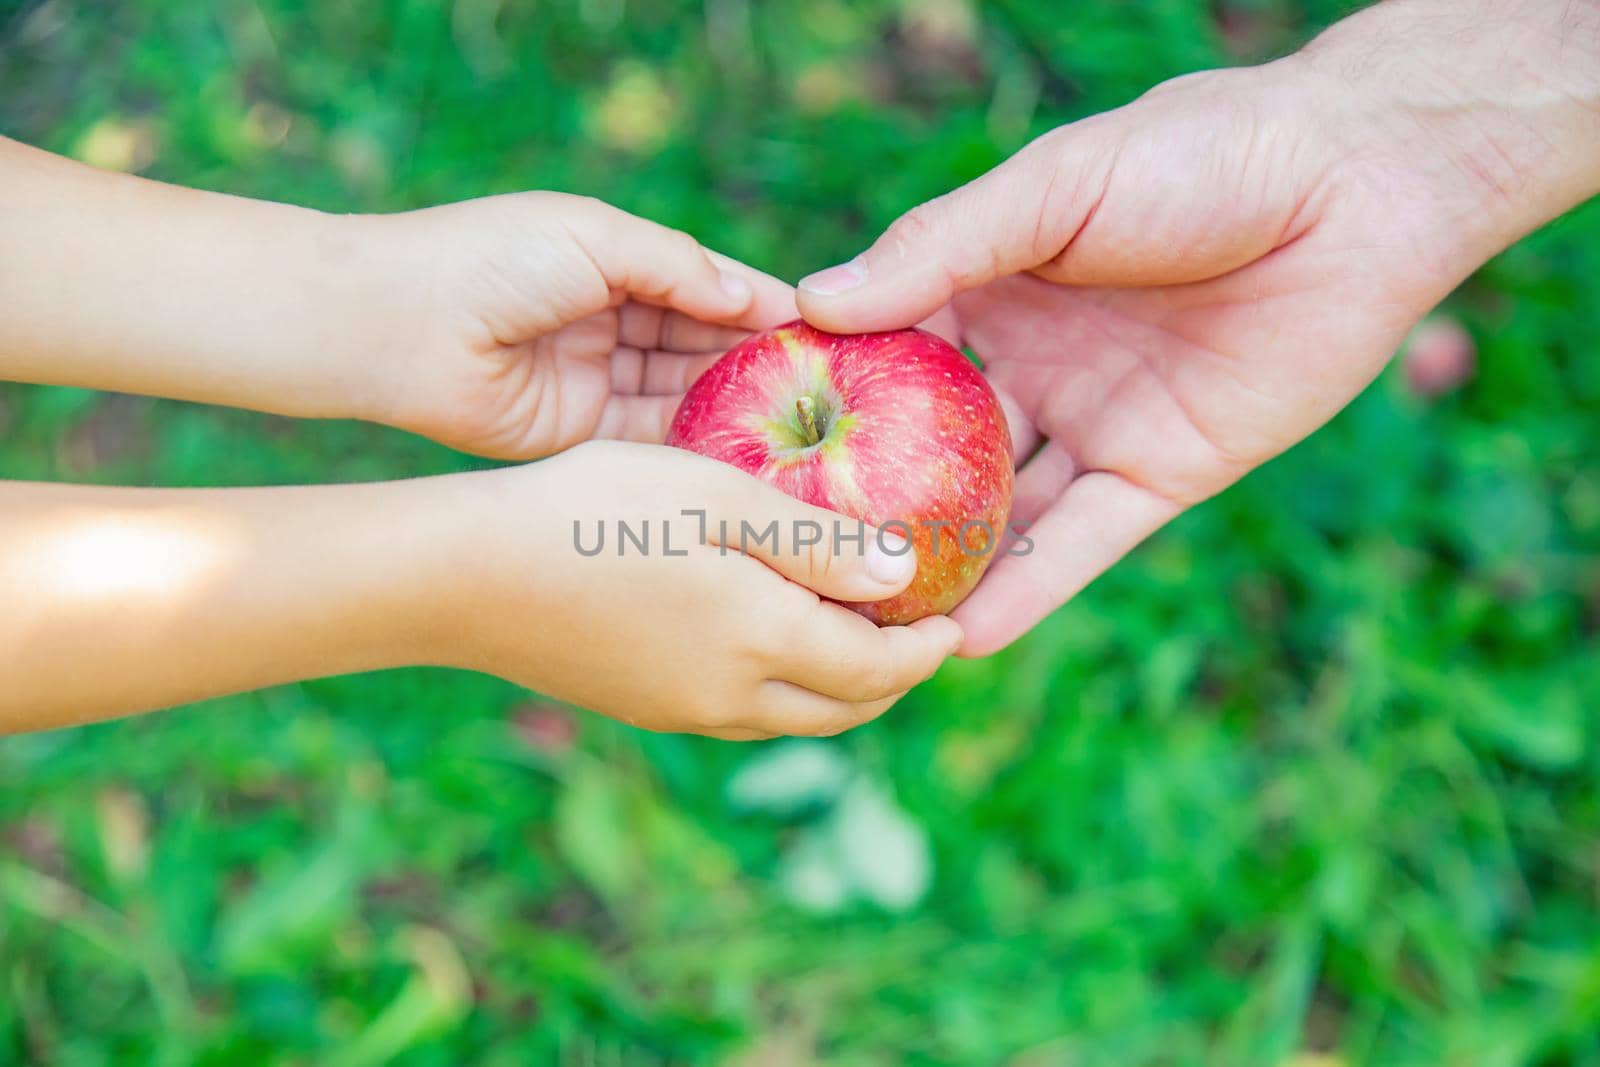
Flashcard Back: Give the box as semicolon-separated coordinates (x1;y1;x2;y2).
435;442;964;739
0;444;956;737
350;193;797;459
1;142;788;457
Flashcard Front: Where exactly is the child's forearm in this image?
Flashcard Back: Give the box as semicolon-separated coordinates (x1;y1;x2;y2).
0;476;472;733
0;136;395;421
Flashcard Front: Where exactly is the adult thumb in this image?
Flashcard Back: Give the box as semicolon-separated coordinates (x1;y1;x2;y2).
796;126;1111;334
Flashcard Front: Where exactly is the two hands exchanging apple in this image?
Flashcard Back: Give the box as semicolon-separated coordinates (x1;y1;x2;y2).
600;0;1600;736
468;0;1599;739
444;320;1017;742
8;0;1593;739
346;194;1014;739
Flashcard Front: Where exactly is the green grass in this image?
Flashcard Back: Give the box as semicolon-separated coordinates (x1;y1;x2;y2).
3;1;1599;1063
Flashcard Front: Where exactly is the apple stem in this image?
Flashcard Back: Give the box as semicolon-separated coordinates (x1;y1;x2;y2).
796;395;822;447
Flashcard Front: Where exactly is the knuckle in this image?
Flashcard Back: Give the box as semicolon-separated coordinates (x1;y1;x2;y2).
890;203;941;247
770;596;822;656
746;626;792;671
565;192;608;215
653;229;706;277
539;192;605;229
658;310;691;350
812;535;835;586
503;188;558;212
846;653;896;700
669;229;704;258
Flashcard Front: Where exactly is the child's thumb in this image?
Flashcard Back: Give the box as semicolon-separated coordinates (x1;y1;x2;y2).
701;478;918;604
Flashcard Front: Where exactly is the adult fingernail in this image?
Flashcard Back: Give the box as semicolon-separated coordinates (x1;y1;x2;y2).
799;257;867;296
719;270;753;303
866;530;915;585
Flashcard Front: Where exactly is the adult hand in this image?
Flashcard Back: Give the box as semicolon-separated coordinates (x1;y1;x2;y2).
797;0;1600;655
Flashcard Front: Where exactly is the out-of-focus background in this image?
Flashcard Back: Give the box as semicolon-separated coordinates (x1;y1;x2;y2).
2;0;1598;1063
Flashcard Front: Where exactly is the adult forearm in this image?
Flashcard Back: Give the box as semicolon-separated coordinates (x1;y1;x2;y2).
0;477;470;733
1297;0;1600;263
0;137;397;420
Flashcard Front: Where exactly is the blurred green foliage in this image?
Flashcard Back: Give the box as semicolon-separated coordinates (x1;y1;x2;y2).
3;0;1599;1063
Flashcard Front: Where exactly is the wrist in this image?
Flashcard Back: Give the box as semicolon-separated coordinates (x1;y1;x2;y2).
1293;0;1600;262
237;477;486;680
314;208;498;441
365;471;514;673
415;447;646;687
395;461;568;678
290;211;435;427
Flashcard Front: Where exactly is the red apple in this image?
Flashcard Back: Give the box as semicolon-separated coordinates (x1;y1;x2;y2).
666;320;1013;625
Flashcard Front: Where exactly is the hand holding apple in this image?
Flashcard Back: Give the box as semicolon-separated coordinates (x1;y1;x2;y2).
797;0;1600;654
445;442;964;739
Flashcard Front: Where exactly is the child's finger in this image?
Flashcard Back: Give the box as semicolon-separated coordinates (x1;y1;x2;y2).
593;394;681;444
749;680;902;738
699;724;780;742
705;251;799;329
605;349;721;397
565;201;783;328
617;303;751;353
774;612;962;704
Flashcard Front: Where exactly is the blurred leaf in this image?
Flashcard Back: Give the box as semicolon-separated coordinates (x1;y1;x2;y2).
777;829;852;915
215;804;375;977
828;780;932;913
95;786;150;887
328;926;472;1067
725;741;852;816
1460;680;1586;773
553;762;640;906
775;777;932;915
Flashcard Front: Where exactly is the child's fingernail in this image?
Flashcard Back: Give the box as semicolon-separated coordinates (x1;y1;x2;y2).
719;270;753;303
867;531;914;585
799;257;867;296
